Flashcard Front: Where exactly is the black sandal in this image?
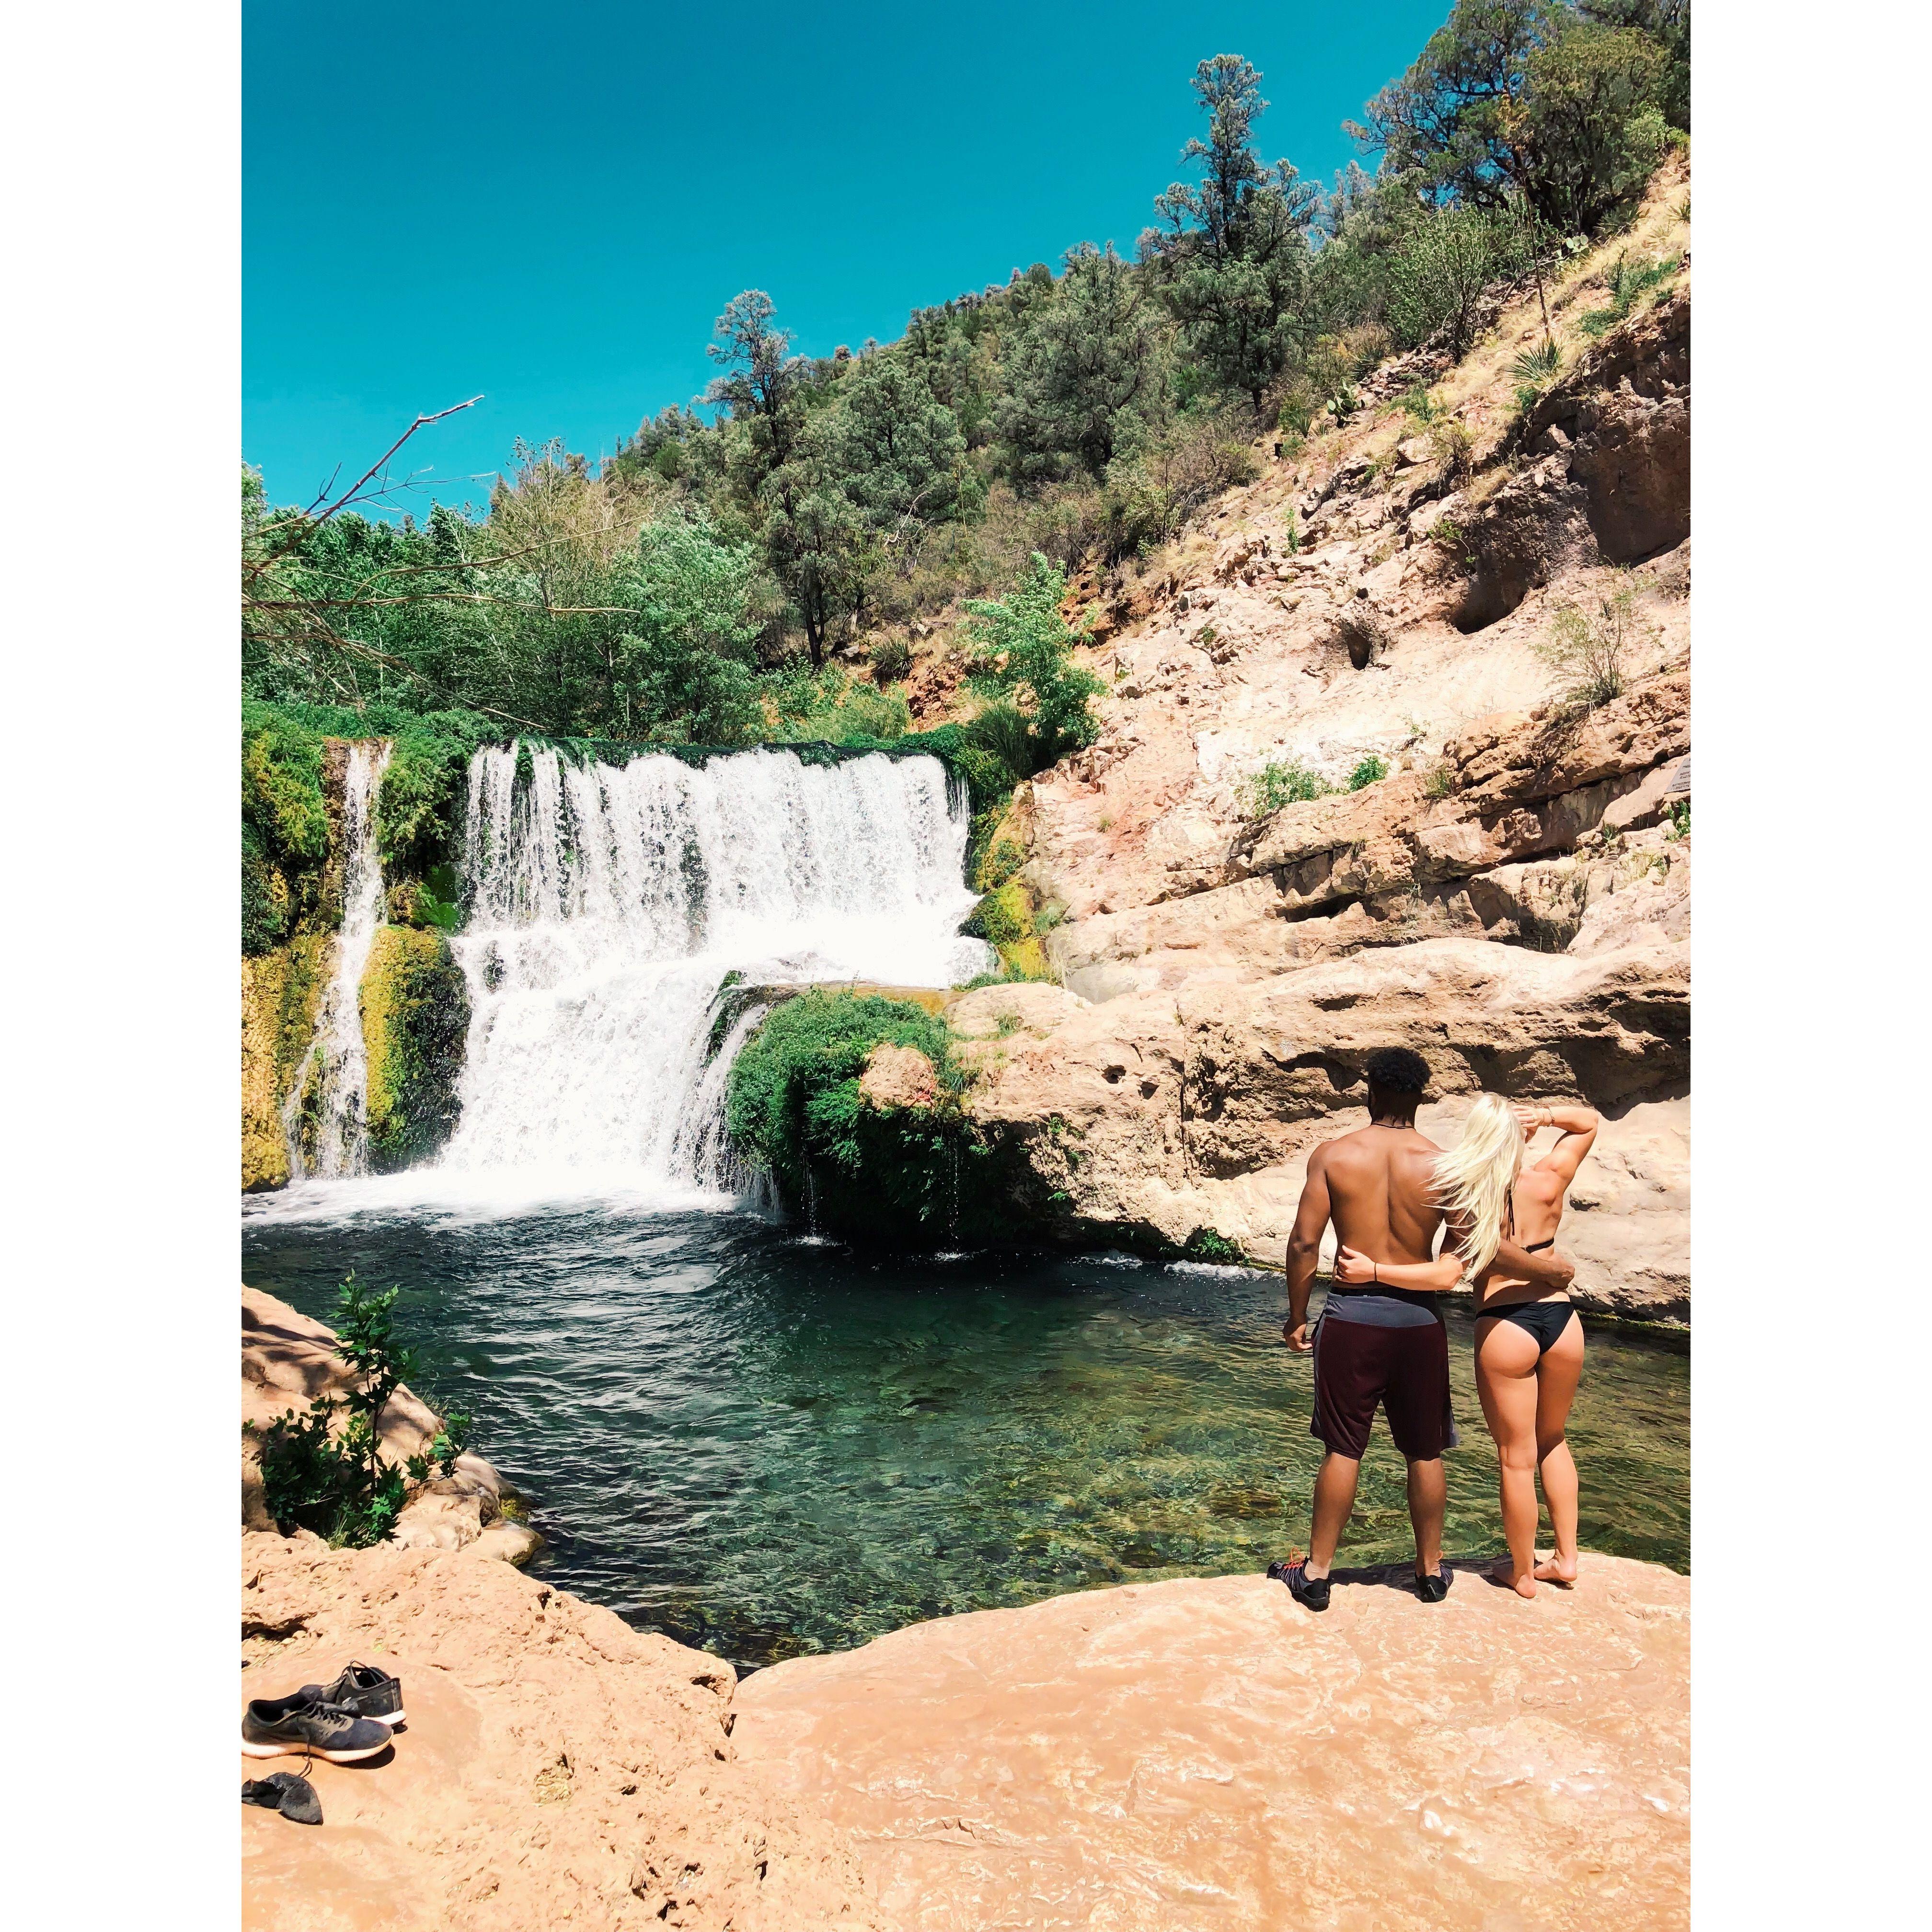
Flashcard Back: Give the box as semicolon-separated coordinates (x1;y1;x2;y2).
1267;1557;1331;1613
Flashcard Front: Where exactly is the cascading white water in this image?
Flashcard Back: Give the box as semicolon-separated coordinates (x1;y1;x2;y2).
281;739;393;1180
430;742;992;1198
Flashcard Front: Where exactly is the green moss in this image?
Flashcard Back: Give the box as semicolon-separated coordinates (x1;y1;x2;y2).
961;877;1055;982
359;927;471;1172
242;705;334;954
725;990;1003;1245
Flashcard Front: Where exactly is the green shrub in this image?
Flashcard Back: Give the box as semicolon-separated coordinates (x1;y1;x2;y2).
1399;384;1442;426
1536;572;1654;708
963;554;1105;768
725;991;1000;1244
251;1274;472;1547
1423;760;1456;801
868;634;912;684
1239;759;1332;817
769;662;911;744
1182;1226;1248;1265
1578;250;1679;337
1348;755;1389;791
242;704;335;955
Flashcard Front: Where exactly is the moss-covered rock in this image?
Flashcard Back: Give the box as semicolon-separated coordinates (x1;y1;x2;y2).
961;876;1052;982
725;990;1006;1245
242;933;329;1191
359;926;471;1172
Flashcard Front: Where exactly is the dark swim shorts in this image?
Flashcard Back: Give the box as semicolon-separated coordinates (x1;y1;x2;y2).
1311;1299;1453;1461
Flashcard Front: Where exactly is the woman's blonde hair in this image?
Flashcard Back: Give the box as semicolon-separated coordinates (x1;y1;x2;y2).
1433;1094;1524;1280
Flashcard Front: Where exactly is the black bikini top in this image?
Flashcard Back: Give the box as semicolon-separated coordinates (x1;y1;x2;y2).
1505;1179;1556;1253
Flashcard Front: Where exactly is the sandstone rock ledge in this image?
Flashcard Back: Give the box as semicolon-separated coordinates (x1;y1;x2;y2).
734;1558;1688;1932
241;1533;883;1932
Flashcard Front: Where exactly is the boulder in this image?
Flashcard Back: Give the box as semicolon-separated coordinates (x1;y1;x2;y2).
858;1043;940;1112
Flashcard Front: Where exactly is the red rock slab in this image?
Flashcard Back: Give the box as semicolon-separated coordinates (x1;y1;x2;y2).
733;1556;1688;1932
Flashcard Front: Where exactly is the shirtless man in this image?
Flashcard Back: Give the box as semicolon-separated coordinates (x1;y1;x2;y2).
1268;1047;1576;1612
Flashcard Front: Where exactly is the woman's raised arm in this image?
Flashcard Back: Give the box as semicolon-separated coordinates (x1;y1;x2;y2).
1515;1101;1599;1187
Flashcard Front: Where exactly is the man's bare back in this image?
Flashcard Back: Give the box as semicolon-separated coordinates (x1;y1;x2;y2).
1316;1123;1446;1270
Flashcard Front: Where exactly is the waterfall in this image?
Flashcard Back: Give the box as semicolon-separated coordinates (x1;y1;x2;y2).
429;742;991;1198
281;740;393;1180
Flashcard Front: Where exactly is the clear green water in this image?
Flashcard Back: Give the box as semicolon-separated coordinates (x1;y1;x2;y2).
241;1200;1688;1669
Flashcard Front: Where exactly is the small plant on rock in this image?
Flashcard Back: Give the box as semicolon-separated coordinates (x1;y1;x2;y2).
1536;572;1656;710
1182;1227;1247;1265
1422;759;1456;801
868;635;912;685
1348;755;1389;791
1510;338;1563;412
1399;384;1442;426
1579;251;1679;338
1240;759;1332;817
251;1273;472;1548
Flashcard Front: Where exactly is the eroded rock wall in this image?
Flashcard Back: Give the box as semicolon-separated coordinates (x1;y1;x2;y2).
929;191;1692;1317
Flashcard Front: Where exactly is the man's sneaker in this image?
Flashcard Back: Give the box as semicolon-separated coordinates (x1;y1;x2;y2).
1267;1557;1332;1612
1415;1565;1453;1604
242;1771;323;1825
242;1691;393;1762
301;1660;406;1728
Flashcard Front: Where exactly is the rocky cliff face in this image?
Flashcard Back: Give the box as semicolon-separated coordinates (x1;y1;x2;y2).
937;173;1691;1318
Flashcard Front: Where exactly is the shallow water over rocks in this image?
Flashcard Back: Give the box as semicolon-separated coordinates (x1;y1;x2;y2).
241;1197;1687;1669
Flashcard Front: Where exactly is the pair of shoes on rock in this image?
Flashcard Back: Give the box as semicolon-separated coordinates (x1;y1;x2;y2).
242;1661;406;1780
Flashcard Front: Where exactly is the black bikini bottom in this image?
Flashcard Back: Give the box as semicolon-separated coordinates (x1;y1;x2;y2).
1478;1299;1578;1356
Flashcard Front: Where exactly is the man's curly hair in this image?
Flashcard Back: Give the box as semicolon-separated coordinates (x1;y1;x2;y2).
1363;1046;1431;1095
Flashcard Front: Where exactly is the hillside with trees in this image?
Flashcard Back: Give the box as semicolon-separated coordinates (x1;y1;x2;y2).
242;0;1689;777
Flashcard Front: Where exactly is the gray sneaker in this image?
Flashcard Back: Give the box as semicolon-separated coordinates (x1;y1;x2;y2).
301;1660;406;1728
242;1691;393;1762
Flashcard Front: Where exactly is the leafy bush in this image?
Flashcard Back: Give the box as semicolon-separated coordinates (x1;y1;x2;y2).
251;1274;472;1547
1182;1227;1248;1265
768;662;911;743
963;554;1106;769
725;992;1000;1244
1536;571;1654;707
1383;206;1527;356
1349;755;1390;790
1399;384;1442;426
1240;759;1332;816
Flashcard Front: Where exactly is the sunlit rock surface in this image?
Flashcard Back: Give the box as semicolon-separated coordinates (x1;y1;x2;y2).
736;1560;1688;1932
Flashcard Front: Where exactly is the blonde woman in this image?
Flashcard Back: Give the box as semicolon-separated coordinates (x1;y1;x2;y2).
1332;1094;1600;1598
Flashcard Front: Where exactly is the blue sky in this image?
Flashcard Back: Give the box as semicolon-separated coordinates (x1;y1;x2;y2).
244;1;1446;515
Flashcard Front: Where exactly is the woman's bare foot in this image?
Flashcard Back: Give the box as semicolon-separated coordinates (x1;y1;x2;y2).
1491;1559;1537;1598
1533;1553;1578;1586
